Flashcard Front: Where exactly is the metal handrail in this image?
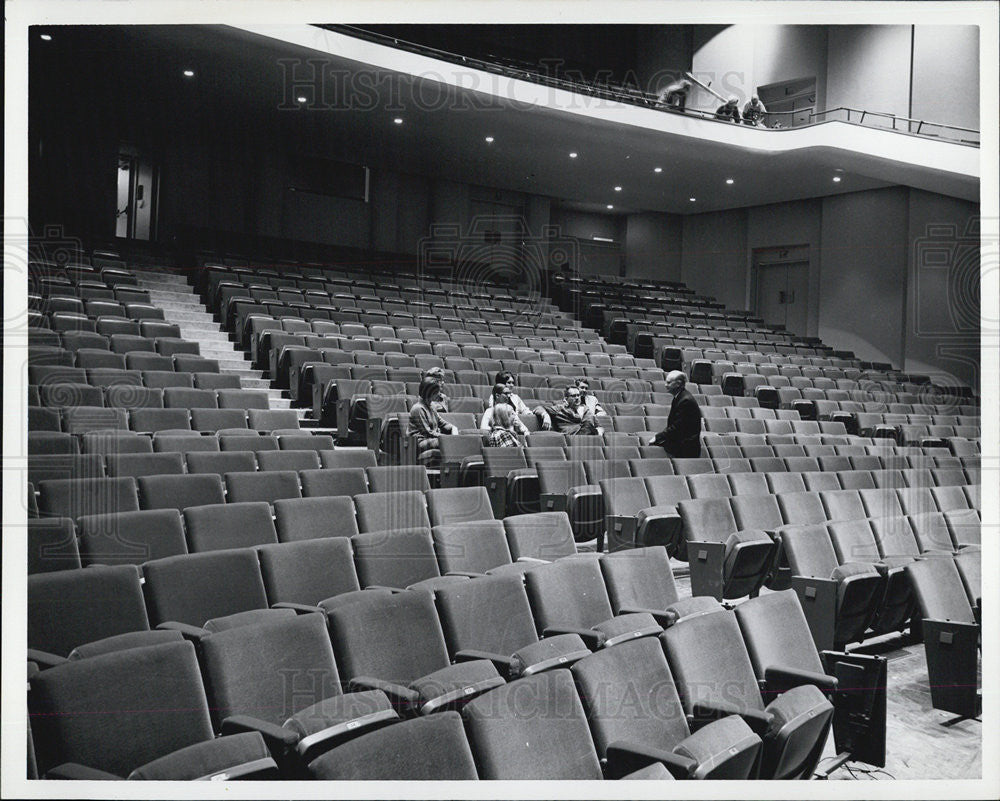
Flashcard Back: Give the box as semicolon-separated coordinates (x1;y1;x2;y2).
324;25;980;145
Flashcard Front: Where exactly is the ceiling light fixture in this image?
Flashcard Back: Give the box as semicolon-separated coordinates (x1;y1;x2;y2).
484;136;494;143
296;96;308;104
653;167;663;173
689;197;697;202
592;236;615;243
183;69;195;78
569;152;578;158
606;205;614;210
614;186;622;192
725;178;734;185
833;176;842;182
40;34;53;41
393;118;404;125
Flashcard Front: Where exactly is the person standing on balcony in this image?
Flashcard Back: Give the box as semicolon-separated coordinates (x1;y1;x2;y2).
715;97;742;123
743;96;767;126
657;78;692;112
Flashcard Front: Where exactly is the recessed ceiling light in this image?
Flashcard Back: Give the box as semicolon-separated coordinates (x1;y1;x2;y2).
614;186;622;192
833;176;842;182
296;96;308;104
689;197;697;202
569;152;578;158
484;136;494;143
183;69;195;78
40;34;52;41
653;167;663;174
606;205;614;210
393;118;403;125
725;178;734;185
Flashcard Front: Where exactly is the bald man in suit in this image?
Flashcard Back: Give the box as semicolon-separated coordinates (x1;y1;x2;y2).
650;371;703;458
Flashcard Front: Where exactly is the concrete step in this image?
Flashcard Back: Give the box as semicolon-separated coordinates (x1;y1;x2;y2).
134;276;191;289
160;310;215;323
240;378;272;389
221;367;264;380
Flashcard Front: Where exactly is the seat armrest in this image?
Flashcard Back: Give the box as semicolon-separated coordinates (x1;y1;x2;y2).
618;605;679;627
46;762;123;780
348;677;420;715
543;625;603;650
691;699;771;736
515;556;549;564
221;714;300;755
763;664;838;697
272;602;323;615
455;649;515;674
156;621;210;641
606;741;698;779
27;648;67;670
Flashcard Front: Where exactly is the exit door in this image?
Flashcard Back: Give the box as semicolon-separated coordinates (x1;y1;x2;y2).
116;146;158;241
755;260;809;337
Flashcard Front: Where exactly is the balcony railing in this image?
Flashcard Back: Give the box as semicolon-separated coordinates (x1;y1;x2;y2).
326;25;980;148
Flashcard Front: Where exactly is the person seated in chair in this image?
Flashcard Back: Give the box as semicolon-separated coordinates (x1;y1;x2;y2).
489;371;551;430
481;383;531;435
421;366;450;413
575;378;606;417
408;377;458;466
486;403;523;448
544;385;603;436
649;370;703;457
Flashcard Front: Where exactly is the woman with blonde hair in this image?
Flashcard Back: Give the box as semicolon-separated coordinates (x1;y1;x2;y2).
487;402;522;448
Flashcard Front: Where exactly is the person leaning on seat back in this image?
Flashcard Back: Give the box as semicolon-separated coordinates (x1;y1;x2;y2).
544;385;603;437
715;97;742;124
408;377;458;466
649;370;703;458
489;371;552;430
487;403;523;448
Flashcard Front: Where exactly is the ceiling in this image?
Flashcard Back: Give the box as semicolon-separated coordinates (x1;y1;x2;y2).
34;24;979;216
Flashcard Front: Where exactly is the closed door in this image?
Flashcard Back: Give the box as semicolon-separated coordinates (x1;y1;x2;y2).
755;261;809;337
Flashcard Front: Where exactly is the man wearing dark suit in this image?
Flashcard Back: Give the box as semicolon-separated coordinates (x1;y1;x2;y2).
650;370;703;458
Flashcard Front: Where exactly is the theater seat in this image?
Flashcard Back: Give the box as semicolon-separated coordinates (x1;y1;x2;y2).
503;511;579;561
199;612;396;770
572;637;761;779
352;527;465;592
308;712;476;780
523;557;662;650
662;608;833;779
29;641;277;779
183;501;279;552
257;537;361;609
435;573;591;679
324;589;504;716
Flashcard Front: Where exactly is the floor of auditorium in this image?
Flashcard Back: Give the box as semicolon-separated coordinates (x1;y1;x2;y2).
667;566;983;781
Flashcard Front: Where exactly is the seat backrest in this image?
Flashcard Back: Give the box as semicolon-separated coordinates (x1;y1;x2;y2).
184;450;256;476
104;452;184;479
77;508;187;567
351;527;440;589
461;669;602;779
138;473;225;512
308;711;476;781
780;524;841;578
600;546;680;614
272;496;359;543
571;635;691;759
432;520;511;575
257;537;360;606
353;490;429;532
426;486;494;526
435;573;539;658
905;557;975;623
907;511;958;553
677;497;739;543
183;501;278;552
819;489;867;521
325;588;450;685
661;608;765;713
319;449;378;469
28;564;149;657
826;518;882;564
735;589;827;679
255;449;321;472
29;640;214;777
224;470;301;505
142;549;268;627
502;512;577;561
869;517;921;559
199;612;340;729
300;467;368;499
953;549;981;606
643;474;692;506
686;472;733;500
730;494;783;530
37;477;140;520
523;557;614;630
599;477;652;517
27;518;82;574
777;492;828;526
366;465;430;494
